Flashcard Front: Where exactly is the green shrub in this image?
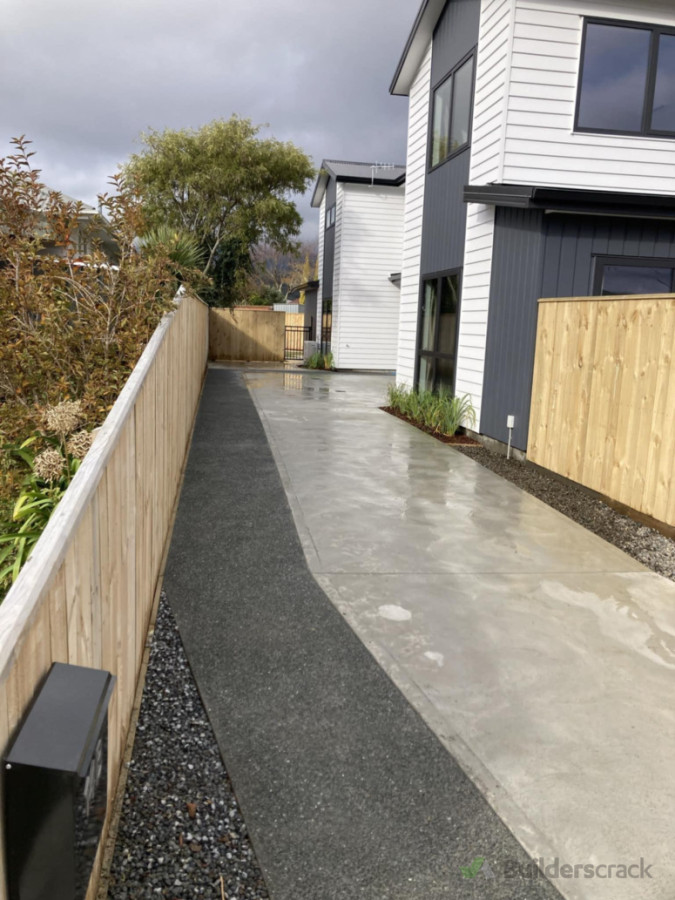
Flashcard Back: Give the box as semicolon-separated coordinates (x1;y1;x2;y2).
323;351;334;370
307;351;324;369
386;384;475;436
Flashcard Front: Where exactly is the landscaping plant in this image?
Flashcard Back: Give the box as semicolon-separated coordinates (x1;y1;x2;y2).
0;137;199;596
306;351;334;370
0;401;94;595
386;384;476;436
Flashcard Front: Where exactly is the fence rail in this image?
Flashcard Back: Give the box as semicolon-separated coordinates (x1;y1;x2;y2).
0;293;209;899
527;293;675;526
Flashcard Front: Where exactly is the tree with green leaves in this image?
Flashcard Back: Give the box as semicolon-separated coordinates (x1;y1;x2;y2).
124;117;314;306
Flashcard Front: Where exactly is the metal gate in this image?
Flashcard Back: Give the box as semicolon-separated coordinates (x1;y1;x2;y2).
284;325;311;360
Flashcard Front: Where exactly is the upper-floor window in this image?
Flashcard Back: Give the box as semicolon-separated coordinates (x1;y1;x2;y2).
430;53;474;168
576;19;675;137
325;205;335;229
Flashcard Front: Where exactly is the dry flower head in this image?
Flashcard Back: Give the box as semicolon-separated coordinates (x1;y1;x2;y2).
44;400;85;437
66;430;94;459
33;448;64;483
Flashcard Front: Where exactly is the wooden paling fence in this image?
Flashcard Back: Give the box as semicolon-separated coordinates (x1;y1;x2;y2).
209;308;305;362
528;294;675;526
0;293;209;898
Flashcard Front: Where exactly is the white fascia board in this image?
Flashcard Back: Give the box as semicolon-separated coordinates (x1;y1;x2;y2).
390;0;446;96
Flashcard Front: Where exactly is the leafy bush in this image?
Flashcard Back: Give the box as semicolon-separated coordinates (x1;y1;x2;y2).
0;137;199;594
0;137;195;508
386;384;476;436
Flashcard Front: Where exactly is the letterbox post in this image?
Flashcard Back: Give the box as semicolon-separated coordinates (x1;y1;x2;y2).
3;663;115;900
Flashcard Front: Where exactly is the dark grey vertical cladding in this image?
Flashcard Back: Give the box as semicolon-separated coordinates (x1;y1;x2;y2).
541;215;675;297
430;0;481;84
480;208;545;451
421;157;472;275
303;288;318;339
420;0;481;277
322;177;337;300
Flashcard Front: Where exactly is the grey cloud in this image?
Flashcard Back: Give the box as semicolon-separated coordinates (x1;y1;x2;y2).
1;0;416;237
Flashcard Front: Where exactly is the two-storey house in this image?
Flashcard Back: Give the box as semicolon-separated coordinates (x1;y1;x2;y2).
312;160;405;370
392;0;675;451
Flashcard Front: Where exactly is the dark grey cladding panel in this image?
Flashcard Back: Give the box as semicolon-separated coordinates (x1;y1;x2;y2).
420;0;480;279
541;215;675;297
480;210;675;452
420;149;471;276
431;0;481;84
322;176;337;300
480;208;545;452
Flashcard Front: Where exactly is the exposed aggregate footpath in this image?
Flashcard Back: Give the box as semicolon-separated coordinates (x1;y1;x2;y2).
107;595;269;900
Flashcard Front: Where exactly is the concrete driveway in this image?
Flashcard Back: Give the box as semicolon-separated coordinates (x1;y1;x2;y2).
246;368;675;900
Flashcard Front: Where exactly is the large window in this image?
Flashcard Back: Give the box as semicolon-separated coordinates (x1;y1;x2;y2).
430;53;474;167
593;257;675;295
416;271;460;392
576;19;675;136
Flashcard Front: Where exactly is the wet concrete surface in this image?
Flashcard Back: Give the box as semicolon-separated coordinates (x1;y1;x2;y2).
245;367;675;900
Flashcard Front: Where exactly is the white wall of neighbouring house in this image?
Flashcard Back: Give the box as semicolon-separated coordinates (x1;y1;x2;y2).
503;0;675;193
455;0;514;429
316;194;326;341
395;40;432;387
332;182;404;370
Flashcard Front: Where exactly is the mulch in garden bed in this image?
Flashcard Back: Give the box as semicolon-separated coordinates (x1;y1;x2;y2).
381;406;480;445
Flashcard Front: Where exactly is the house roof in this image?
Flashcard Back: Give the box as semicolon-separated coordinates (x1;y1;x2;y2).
390;0;447;96
39;187;99;217
310;159;406;208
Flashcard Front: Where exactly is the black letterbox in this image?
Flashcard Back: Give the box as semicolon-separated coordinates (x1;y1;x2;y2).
4;662;115;900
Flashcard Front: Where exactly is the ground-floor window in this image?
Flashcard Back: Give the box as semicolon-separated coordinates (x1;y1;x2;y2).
320;298;332;352
415;270;460;392
593;256;675;295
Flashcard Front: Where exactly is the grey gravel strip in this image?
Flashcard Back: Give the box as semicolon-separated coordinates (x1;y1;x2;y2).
456;446;675;582
107;594;269;900
161;368;562;900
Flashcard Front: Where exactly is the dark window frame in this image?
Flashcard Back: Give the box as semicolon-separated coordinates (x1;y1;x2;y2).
428;48;476;172
414;267;463;392
592;254;675;295
575;17;675;138
325;204;336;230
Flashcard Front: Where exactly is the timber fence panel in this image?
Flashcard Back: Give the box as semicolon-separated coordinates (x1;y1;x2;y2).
0;293;209;900
209;307;286;361
528;294;675;526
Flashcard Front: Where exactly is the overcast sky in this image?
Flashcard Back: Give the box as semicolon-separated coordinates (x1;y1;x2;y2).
1;0;416;240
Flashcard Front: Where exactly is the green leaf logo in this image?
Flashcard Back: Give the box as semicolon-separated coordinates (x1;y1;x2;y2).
461;856;485;879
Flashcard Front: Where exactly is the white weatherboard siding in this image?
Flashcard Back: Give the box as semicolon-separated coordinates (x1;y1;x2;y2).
333;183;404;370
505;0;675;193
454;0;512;428
471;0;515;185
316;195;325;340
332;183;344;359
455;204;495;429
396;41;432;387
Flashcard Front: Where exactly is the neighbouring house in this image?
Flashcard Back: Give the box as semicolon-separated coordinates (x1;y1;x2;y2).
311;160;405;370
38;189;118;263
391;0;675;451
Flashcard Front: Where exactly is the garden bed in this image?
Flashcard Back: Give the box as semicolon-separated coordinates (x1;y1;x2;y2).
455;445;675;583
381;407;480;445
